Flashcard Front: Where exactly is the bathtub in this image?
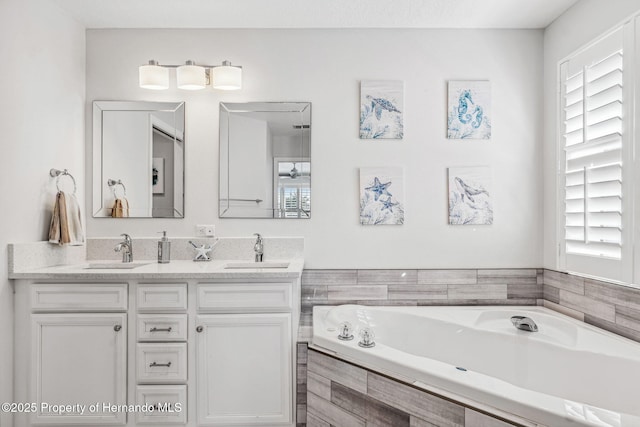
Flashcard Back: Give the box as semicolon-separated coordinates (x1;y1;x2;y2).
312;305;640;427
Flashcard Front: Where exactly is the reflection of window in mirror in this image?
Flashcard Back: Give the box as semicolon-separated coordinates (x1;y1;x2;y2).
273;158;310;218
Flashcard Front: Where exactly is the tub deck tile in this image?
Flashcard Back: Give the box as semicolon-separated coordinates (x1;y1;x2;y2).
585;315;640;342
584;279;640;312
543;270;584;295
465;409;513;427
542;285;560;304
328;285;388;300
558;290;615;322
388;284;448;300
448;284;507;300
410;416;439;427
307;392;366;427
306;412;330;427
357;269;418;284
507;284;543;299
331;382;410;427
615;306;640;332
418;270;477;285
308;350;368;394
367;372;465;427
307;371;331;401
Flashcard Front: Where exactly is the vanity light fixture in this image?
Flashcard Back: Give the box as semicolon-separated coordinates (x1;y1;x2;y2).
139;60;170;90
139;59;242;91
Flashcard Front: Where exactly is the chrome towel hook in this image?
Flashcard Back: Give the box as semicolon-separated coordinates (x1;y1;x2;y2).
49;168;77;195
108;179;127;197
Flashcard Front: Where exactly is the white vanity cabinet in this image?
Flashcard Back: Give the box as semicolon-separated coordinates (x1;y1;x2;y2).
17;283;128;425
13;266;301;427
195;281;297;426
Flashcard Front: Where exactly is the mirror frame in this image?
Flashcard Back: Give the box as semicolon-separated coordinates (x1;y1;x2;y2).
218;102;311;219
92;100;186;218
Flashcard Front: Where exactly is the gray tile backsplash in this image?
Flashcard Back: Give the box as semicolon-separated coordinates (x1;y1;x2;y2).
543;269;640;343
300;268;543;327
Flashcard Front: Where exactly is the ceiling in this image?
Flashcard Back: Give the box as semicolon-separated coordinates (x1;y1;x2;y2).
53;0;581;29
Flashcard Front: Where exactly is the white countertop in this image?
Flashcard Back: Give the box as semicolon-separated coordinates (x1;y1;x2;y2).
9;258;304;280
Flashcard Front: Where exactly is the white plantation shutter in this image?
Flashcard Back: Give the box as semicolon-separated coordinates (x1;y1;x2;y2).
559;26;634;282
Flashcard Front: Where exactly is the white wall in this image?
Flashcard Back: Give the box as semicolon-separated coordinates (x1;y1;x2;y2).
0;0;85;424
85;28;543;269
542;0;640;269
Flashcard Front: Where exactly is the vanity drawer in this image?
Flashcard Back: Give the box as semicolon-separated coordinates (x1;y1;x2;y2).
135;385;187;425
137;284;187;312
137;343;187;384
31;283;128;312
137;314;188;342
197;282;292;312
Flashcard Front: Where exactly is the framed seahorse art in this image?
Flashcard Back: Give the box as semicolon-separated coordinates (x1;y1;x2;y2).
447;81;492;140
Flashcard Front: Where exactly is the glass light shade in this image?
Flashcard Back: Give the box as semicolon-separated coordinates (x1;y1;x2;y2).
177;62;206;90
139;62;169;90
212;62;242;90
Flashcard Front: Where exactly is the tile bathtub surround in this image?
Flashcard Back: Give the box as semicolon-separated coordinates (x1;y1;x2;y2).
543;269;640;342
300;269;544;327
304;348;524;427
86;236;304;261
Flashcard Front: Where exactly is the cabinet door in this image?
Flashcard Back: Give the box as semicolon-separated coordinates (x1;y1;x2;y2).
31;313;127;425
196;313;292;425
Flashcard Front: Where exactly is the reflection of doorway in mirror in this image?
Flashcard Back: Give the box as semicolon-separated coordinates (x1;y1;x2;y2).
152;157;165;194
273;158;310;218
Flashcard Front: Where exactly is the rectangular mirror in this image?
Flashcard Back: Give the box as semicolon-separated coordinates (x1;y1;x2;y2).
219;102;311;218
93;101;185;218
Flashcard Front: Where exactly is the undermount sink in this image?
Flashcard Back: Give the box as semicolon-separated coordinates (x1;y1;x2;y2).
224;261;290;269
84;262;150;270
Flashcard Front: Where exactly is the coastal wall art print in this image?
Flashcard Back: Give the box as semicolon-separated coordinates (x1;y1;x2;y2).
360;80;404;139
447;81;491;140
360;167;405;225
448;166;493;225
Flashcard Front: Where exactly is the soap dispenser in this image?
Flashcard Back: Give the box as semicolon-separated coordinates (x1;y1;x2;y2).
158;231;171;264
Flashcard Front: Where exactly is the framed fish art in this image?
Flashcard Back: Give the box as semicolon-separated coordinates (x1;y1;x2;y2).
448;166;493;225
360;80;404;139
360;167;405;225
447;81;491;140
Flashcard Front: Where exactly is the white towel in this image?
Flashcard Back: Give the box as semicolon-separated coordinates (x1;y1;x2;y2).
48;191;85;246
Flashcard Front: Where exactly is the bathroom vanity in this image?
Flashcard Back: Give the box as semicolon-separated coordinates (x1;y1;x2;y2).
10;259;303;427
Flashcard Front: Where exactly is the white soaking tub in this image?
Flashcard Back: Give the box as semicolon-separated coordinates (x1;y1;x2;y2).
312;305;640;427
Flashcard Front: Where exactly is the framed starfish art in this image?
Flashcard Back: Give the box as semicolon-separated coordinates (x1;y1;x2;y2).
359;167;405;225
360;80;404;139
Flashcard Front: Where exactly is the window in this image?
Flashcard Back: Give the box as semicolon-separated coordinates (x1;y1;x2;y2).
558;24;635;283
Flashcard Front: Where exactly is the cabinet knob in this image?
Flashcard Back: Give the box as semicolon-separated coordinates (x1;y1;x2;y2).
196;326;203;333
114;325;122;332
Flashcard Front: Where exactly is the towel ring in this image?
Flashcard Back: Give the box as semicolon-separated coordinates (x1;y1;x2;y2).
50;168;77;195
108;179;127;198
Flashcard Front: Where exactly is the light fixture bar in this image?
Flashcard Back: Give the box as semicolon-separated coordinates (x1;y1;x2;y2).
139;59;242;91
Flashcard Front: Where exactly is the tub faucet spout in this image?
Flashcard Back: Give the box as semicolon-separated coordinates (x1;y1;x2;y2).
511;316;538;332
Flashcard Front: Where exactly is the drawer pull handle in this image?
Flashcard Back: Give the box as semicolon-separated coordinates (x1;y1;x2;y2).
149;361;172;368
114;325;122;332
196;326;203;333
150;327;172;332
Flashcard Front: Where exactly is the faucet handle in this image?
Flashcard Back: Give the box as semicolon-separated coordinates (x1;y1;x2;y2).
337;322;354;341
358;327;375;348
254;233;262;243
120;233;131;244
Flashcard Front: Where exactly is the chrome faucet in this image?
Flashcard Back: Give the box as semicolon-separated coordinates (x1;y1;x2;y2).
511;316;538;332
253;233;264;262
114;233;133;263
